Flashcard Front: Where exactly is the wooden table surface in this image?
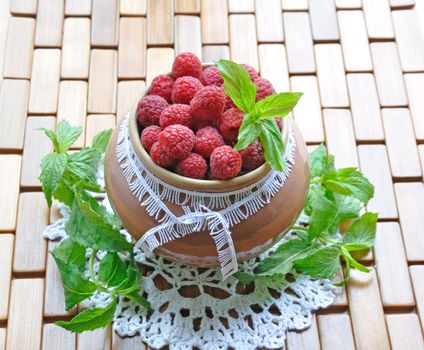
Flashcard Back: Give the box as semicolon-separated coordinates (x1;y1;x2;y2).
1;0;424;349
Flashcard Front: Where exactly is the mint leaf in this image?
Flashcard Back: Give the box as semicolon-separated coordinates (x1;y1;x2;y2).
52;180;75;207
56;120;83;153
321;168;374;205
92;129;113;154
234;272;257;283
255;92;303;118
216;60;257;113
55;300;116;333
39;153;67;207
259;117;286;171
126;291;151;310
294;245;341;279
67;148;101;183
40;128;60;153
326;192;361;234
341;247;371;273
52;238;86;272
343;212;377;251
309;145;335;178
306;187;336;239
98;252;127;287
116;253;141;295
234;113;260;151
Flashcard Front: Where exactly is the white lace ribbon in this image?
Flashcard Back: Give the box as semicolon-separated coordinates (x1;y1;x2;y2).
116;114;297;279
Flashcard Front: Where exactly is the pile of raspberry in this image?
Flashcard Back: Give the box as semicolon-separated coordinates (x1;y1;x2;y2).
137;52;276;180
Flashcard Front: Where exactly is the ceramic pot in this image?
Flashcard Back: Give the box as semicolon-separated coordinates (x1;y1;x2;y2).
104;79;310;267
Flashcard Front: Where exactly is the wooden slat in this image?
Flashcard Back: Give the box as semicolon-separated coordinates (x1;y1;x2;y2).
118;17;146;79
283;12;315;74
65;0;92;16
175;15;202;58
318;314;355;350
146;48;174;85
10;0;37;15
3;17;35;79
390;0;415;8
0;0;11;80
0;234;13;321
0;328;5;350
117;80;146;119
85;115;116;146
323;109;358;168
29;49;61;114
0;155;21;231
255;0;284;43
88;50;117;114
147;0;174;45
404;74;424;141
120;0;147;15
42;323;76;350
333;268;348;307
290;76;324;143
286;315;320;350
35;0;64;47
57;81;88;148
229;15;259;70
382;108;422;178
91;0;119;47
357;145;398;220
202;45;230;62
61;18;90;79
336;0;362;9
374;222;414;307
347;74;384;142
410;266;424;333
309;0;339;41
315;44;349;108
347;270;390;350
371;43;408;107
6;279;44;350
338;11;372;72
258;44;289;93
201;0;229;44
228;0;254;13
77;325;112;350
112;333;147;349
420;145;424;180
281;0;308;10
395;183;424;262
387;314;424;350
0;79;29;150
363;0;395;40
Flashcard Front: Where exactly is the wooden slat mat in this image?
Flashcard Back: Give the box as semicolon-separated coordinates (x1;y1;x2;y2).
0;0;424;349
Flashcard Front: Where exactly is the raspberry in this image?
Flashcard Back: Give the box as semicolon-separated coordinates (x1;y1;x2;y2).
240;140;265;170
194;127;225;158
149;75;174;103
136;95;168;127
201;66;223;86
190;86;225;123
172;52;202;80
171;76;203;104
241;64;259;81
218;108;244;143
193;118;217;131
150;142;176;168
255;78;275;102
224;94;237;110
140;125;162;152
176;153;207;179
158;124;195;160
210;145;242;180
160;104;192;129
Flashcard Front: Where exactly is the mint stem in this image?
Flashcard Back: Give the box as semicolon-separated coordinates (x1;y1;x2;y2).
88;250;111;294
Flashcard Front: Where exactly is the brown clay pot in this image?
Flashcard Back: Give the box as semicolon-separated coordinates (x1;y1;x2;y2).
104;82;310;268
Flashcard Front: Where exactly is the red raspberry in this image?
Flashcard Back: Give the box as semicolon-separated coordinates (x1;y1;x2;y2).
172;52;202;80
150;142;176;168
218;108;244;143
210;145;242;180
201;66;223;86
241;64;259;81
160;104;192;129
255;78;275;102
140;125;162;152
171;76;203;104
176;153;207;179
194;127;225;158
224;94;237;110
190;86;225;123
240;140;265;170
149;75;174;103
136;95;168;127
193;118;217;131
158;124;195;160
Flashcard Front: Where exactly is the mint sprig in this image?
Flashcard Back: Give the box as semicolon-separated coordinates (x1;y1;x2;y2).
39;121;150;333
216;60;303;171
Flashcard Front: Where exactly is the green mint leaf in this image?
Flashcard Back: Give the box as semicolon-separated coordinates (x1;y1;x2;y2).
255;92;303;118
67;148;101;183
321;168;374;205
116;253;141;295
259;117;286;171
92;129;113;154
306;187;337;240
52;180;75;207
216;59;257;113
256;239;313;276
98;252;127;287
234;272;257;283
294;245;341;279
326;192;361;234
55;300;116;333
309;144;335;178
52;238;86;272
343;212;378;251
39;153;67;207
56;120;83;153
39;128;60;153
341;246;371;273
51;250;96;310
233;113;260;151
126;291;151;310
